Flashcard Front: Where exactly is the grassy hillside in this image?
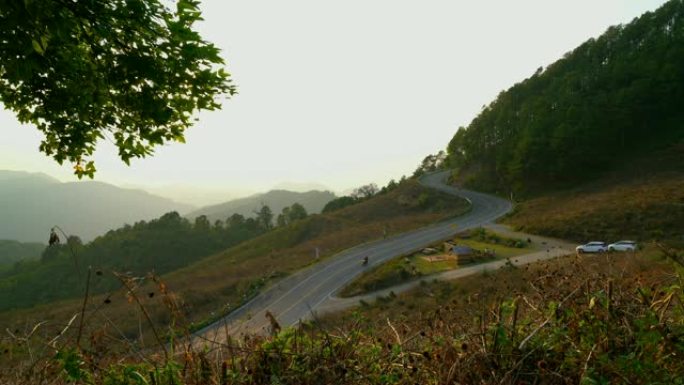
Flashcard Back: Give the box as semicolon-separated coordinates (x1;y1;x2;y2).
445;0;684;194
0;179;469;344
502;171;684;246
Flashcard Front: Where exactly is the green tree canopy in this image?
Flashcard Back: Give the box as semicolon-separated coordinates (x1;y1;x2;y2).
445;0;684;193
322;196;358;213
351;183;379;199
227;213;246;228
276;206;290;227
413;150;446;177
194;215;210;232
276;203;309;227
255;204;273;231
288;203;308;222
0;0;236;177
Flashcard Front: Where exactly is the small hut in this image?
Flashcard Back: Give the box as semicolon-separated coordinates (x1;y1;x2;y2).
450;244;476;265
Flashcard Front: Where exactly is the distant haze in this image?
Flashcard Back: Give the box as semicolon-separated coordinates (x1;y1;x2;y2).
125;182;331;207
187;190;336;223
271;182;330;193
0;0;668;198
122;183;255;207
0;171;193;242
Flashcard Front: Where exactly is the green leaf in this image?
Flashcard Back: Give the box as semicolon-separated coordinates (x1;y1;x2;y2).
1;0;235;177
31;39;44;55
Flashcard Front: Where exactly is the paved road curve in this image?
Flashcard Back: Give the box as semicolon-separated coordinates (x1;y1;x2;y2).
195;171;512;342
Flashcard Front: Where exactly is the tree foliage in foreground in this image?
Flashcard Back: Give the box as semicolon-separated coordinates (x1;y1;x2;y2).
446;0;684;193
0;0;236;177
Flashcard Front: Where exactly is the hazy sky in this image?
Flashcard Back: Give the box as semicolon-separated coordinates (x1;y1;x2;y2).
0;0;668;204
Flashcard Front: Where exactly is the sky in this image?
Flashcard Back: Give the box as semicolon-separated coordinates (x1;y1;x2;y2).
0;0;669;206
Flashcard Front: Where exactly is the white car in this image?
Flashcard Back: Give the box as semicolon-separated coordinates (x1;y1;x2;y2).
576;241;607;253
607;240;638;252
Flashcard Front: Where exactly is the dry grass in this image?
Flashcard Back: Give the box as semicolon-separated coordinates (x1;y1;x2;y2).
2;244;682;384
308;246;684;383
504;172;684;245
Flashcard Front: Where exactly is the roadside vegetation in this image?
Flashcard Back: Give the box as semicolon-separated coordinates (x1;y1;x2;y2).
340;228;531;297
1;243;682;384
0;179;470;350
315;246;684;384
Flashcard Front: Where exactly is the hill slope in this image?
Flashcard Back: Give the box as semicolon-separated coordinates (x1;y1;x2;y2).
0;179;470;340
0;210;268;311
503;171;684;245
446;0;684;194
0;240;43;266
187;189;336;221
0;170;194;242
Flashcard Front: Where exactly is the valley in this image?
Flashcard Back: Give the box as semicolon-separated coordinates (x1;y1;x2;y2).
1;1;683;383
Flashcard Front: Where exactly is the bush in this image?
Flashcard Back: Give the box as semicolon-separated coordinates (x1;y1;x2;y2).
417;192;430;208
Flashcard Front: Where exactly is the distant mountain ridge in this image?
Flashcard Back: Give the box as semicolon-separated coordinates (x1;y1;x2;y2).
0;170;194;242
187;189;337;222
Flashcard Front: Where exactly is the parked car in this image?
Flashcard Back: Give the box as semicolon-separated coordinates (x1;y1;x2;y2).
607;240;638;252
576;241;608;253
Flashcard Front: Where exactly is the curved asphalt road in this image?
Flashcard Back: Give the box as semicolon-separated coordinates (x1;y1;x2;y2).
195;171;512;343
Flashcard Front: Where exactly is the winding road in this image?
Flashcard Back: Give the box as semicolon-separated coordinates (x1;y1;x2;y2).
195;171;512;343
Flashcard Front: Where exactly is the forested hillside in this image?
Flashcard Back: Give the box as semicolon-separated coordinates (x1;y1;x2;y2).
0;211;268;311
446;0;684;193
0;240;43;266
